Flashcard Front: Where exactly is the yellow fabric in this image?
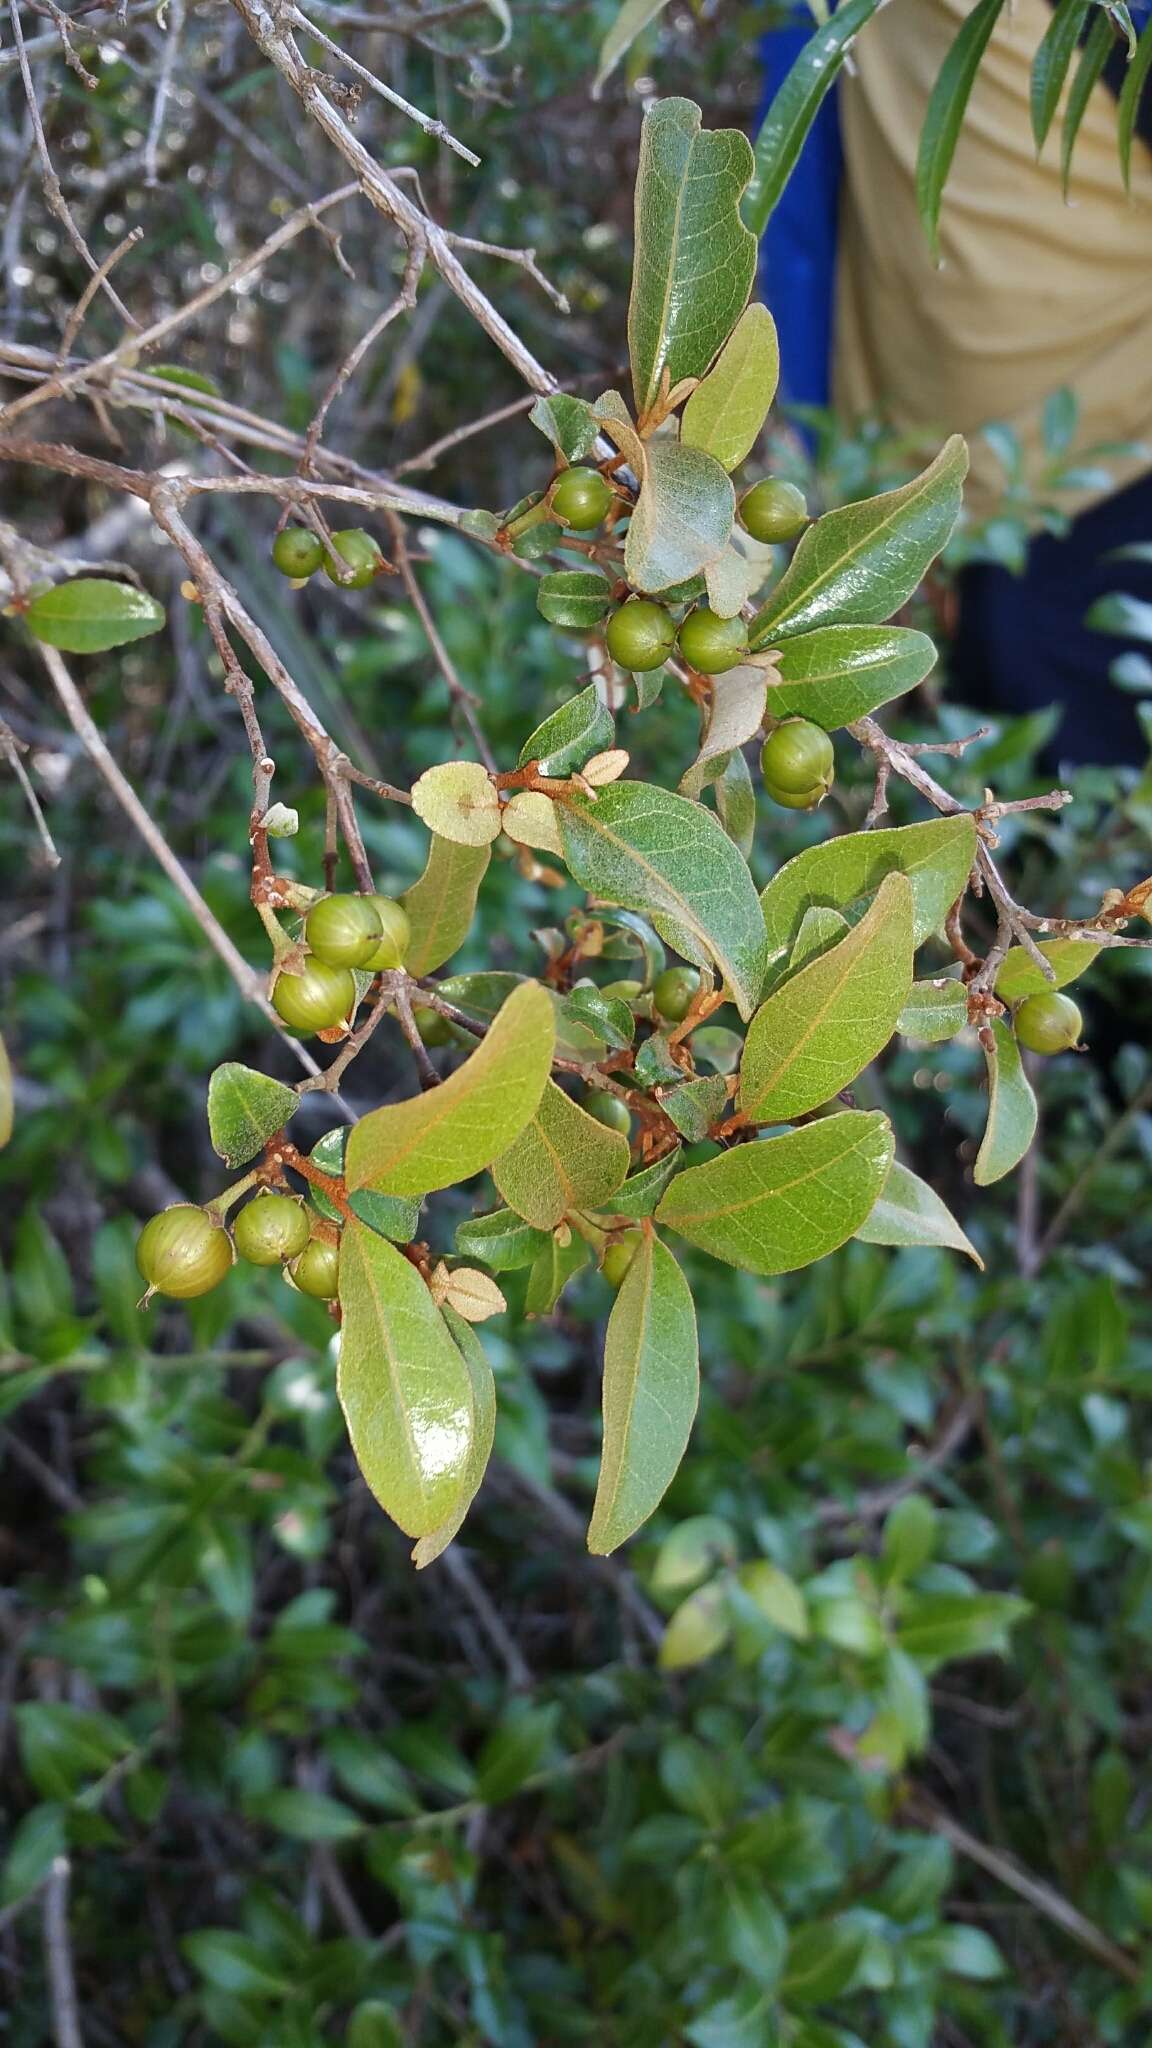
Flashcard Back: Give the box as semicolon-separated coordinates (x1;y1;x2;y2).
834;0;1152;522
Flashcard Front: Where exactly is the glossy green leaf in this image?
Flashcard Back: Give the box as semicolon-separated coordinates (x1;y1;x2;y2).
536;569;614;629
760;816;976;961
412;1311;497;1568
594;0;673;93
493;1079;631;1228
856;1159;983;1266
787;905;850;972
765;623;938;729
782;1921;868;2007
740;874;914;1122
207;1062;297;1168
1031;0;1091;151
662;1075;729;1143
624;438;736;594
310;1129;420;1244
588;1231;699;1554
1062;12;1113;195
346;981;554;1197
681;304;780;472
742;0;883;234
454;1205;549;1271
898;976;969;1042
525;1230;590;1314
475;1702;558;1801
337;1222;475;1539
994;937;1101;1001
974;1017;1038;1186
557;782;769;1020
528;391;601;461
24;577;166;653
436;970;607;1062
680;664;769;799
749;437;968;646
519;685;614;777
1118;14;1152;187
628;97;756;416
656;1110;894;1275
599;1149;683;1219
659;1581;730;1669
917;0;1006;258
401;834;490;976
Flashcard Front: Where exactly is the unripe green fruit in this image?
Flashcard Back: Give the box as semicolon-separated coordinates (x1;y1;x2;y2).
1014;990;1082;1055
136;1205;233;1299
272;959;356;1035
585;1089;632;1135
323;529;384;589
272;525;324;579
290;1237;341;1299
362;895;410;972
605;599;676;673
760;718;835;810
550;466;613;532
602;1229;643;1289
677;606;749;676
1021;1539;1074;1611
413;1005;453;1047
233;1192;311;1267
652;964;701;1023
739;477;809;544
304;894;383;969
601;978;644;1001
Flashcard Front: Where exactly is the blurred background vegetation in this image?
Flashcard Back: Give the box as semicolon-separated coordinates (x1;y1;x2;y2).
4;2;1152;2043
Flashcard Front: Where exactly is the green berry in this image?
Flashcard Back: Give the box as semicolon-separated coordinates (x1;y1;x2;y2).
289;1237;341;1299
362;895;410;972
305;894;383;970
585;1089;632;1136
739;478;809;544
272;959;356;1035
1014;990;1082;1055
233;1192;311;1267
323;529;384;589
676;606;749;676
272;525;324;579
760;718;835;810
550;467;614;532
605;599;676;674
413;1005;453;1047
602;1229;643;1289
652;964;701;1023
136;1205;233;1300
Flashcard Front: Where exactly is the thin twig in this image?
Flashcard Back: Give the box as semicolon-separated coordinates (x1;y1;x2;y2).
35;641;320;1074
55;226;143;364
143;0;185;186
42;1858;84;2048
392;524;496;770
286;5;481;164
0;718;60;866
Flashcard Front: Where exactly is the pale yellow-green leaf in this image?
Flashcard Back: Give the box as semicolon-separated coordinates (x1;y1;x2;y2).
703;529;776;617
994;937;1101;1002
429;1264;508;1322
659;1581;730;1670
338;1223;476;1539
588;1230;699;1555
492;1079;630;1229
401;834;490;976
411;762;501;847
346;981;555;1197
974;1018;1038;1186
739;873;913;1122
501;791;563;855
681;303;779;471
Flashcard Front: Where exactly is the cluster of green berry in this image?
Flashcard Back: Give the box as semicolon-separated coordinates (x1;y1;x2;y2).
549;467;833;813
271;525;385;590
271;892;410;1036
136;1197;339;1302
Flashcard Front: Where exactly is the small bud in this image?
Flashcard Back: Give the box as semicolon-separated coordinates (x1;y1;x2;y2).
261;803;299;838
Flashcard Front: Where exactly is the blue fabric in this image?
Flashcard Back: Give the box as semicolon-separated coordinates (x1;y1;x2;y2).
756;24;843;414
